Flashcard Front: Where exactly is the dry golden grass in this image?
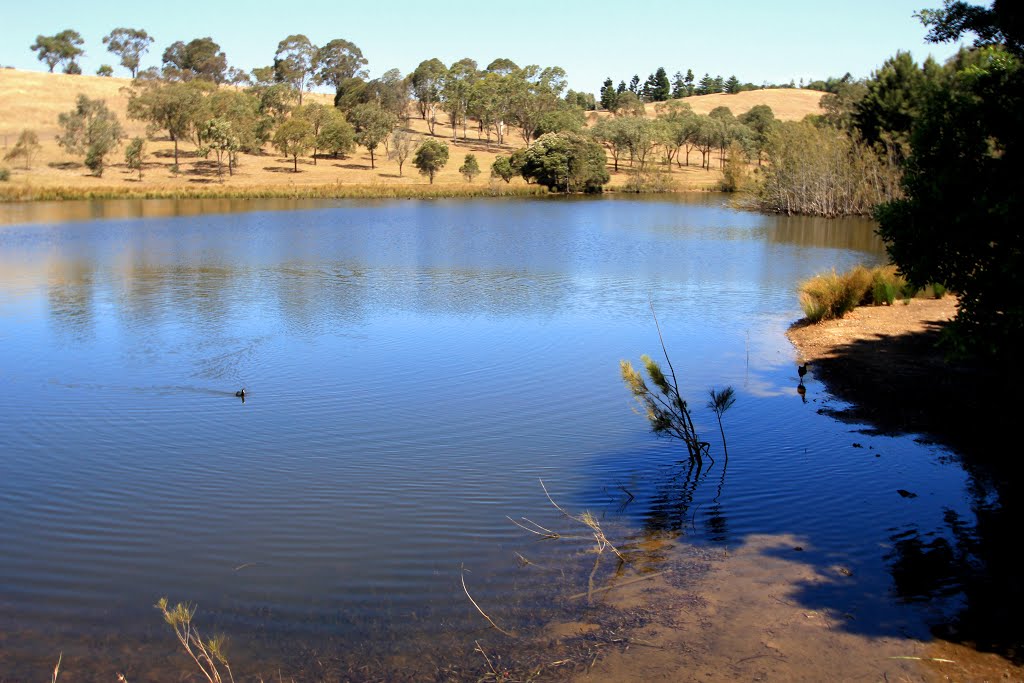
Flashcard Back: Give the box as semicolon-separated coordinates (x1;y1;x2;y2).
0;70;820;199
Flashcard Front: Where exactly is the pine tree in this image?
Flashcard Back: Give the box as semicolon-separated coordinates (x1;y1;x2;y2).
600;77;618;110
697;73;714;95
629;74;640;94
642;73;657;101
684;69;695;96
725;75;741;94
653;67;671;101
616;80;627;94
671;71;686;99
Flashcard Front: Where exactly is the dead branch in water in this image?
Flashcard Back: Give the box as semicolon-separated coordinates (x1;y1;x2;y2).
461;565;517;638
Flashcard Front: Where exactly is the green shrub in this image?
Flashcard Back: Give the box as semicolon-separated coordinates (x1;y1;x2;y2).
0;167;10;182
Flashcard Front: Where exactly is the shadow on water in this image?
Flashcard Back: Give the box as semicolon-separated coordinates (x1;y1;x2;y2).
786;318;1023;663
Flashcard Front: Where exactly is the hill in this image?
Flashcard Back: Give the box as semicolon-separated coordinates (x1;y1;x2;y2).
0;69;824;198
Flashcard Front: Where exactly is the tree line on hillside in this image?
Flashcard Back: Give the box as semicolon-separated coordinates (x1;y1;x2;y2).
598;69;784;111
13;28;787;193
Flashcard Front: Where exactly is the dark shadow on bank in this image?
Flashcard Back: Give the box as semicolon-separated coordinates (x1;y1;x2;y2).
790;316;1023;663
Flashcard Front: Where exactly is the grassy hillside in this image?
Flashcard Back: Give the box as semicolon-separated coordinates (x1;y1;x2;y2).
0;69;824;199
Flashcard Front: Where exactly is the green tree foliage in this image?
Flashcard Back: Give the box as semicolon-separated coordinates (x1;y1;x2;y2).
96;65;114;77
3;130;41;170
490;155;517;183
127;80;211;166
612;91;646;117
652;67;672;101
819;79;869;129
738;104;777;164
854;51;942;146
347;102;397;169
671;71;687;99
317;111;356;159
272;118;314;171
507;65;569;144
205;88;270;154
410;58;447;134
31;30;84;73
877;3;1024;360
102;28;153;77
591;115;632;171
198;117;238;178
534;107;586;137
458;153;481;182
363;69;411;120
565;89;596;111
600;77;618;110
441;58;478;139
413;138;449;183
274;35;317;105
518;132;609;193
294;103;333;164
124;136;146;180
315;38;369;108
57;95;125;176
724;75;741;93
162;37;228;83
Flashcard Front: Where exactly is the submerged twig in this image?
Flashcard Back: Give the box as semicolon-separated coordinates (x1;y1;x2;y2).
568;570;670;601
460;565;516;638
539;479;624;561
51;652;62;683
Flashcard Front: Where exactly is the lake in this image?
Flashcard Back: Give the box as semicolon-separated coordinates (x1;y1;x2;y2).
0;196;978;679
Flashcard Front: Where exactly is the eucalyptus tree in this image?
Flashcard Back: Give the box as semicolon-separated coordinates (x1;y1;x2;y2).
410;58;447;134
205;87;270;154
274;34;317;105
272;118;315;172
317;110;356;159
294;103;333;163
197;118;238;177
413;139;449;183
441;58;479;139
97;65;114;77
485;57;519;76
468;71;510;145
315;38;369;108
162;37;228;82
127;79;212;166
591;115;630;172
3;130;41;170
57;95;125;176
388;128;416;175
737;104;776;165
347;101;397;168
365;68;412;121
124;137;147;180
31;30;84;73
102;28;153;77
507;65;568;144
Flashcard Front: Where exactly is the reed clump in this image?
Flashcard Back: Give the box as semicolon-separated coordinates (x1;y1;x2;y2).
798;264;940;323
0;182;550;203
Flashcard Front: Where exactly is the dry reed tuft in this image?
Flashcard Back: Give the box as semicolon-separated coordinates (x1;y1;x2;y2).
798;264;935;323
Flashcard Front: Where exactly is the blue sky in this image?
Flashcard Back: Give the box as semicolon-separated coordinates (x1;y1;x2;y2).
2;0;964;92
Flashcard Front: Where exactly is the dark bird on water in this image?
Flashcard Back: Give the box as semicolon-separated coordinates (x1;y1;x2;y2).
798;363;808;379
235;388;246;401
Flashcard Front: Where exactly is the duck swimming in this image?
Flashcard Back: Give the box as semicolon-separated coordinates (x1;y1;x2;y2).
235;388;246;400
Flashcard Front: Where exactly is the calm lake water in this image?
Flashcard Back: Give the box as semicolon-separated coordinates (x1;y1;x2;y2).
0;196;978;678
